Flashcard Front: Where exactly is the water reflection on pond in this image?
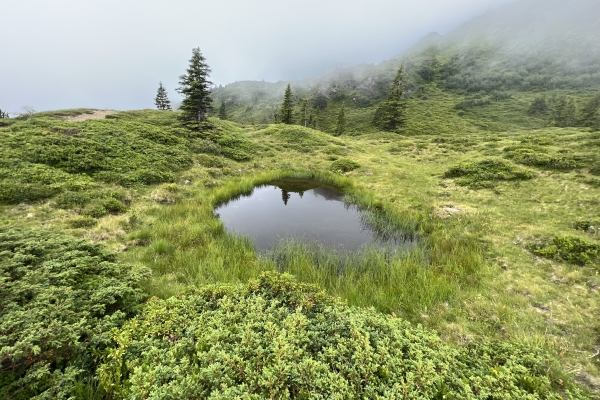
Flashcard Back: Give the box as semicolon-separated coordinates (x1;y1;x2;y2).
214;179;414;253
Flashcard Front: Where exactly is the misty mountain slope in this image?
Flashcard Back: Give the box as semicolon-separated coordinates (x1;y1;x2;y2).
214;0;600;130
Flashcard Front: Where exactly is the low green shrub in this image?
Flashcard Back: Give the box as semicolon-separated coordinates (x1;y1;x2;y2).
53;191;92;209
444;158;535;189
98;273;583;399
330;158;361;173
67;217;98;229
0;228;149;399
83;203;108;219
102;197;128;214
0;162;96;204
0;111;195;194
503;146;581;170
574;220;599;234
217;134;255;161
454;97;492;110
528;236;600;266
197;154;226;168
190;139;222;155
82;197;127;218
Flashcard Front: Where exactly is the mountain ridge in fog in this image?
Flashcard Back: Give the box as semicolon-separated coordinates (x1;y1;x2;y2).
214;0;600;101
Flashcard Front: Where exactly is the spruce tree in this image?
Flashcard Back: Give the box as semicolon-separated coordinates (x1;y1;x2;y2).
373;65;407;131
335;103;347;136
300;98;309;127
281;83;294;124
177;47;213;128
218;101;228;120
581;92;600;130
528;95;548;115
155;82;172;110
551;96;578;127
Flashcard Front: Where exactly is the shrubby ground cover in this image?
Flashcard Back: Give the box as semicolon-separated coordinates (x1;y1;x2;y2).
99;273;583;399
0;227;149;399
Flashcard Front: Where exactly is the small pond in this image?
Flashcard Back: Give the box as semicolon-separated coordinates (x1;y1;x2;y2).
214;178;414;253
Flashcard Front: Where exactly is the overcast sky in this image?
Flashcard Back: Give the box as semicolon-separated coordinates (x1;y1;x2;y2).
0;0;515;112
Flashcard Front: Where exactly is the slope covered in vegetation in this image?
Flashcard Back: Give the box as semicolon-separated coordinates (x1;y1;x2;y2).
2;105;599;397
2;0;600;397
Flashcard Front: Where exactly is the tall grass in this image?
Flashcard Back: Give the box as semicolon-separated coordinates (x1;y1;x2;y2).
127;169;484;319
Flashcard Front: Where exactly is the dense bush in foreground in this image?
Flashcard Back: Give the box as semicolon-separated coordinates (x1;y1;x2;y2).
0;228;149;399
99;273;583;399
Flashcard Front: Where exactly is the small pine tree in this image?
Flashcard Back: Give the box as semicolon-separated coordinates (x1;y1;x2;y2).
335;103;347;136
218;101;228;120
281;83;294;124
300;98;309;127
373;65;407;132
177;47;213;128
155;82;172;110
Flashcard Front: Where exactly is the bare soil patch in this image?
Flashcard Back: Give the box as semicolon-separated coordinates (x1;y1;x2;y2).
63;110;118;122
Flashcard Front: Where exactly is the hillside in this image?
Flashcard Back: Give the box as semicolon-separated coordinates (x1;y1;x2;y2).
2;0;600;398
212;0;600;131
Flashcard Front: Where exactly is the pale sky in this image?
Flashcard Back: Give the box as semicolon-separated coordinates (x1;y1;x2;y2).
0;0;514;112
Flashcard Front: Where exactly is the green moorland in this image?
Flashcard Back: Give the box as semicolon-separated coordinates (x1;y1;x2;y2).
1;78;599;398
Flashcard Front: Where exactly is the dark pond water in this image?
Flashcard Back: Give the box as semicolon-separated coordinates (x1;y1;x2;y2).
214;179;413;253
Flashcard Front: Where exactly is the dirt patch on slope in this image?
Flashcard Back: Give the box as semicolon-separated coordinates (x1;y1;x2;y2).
63;110;118;122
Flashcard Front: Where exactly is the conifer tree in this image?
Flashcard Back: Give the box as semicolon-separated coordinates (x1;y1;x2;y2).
218;101;228;120
373;65;407;131
300;98;309;127
273;106;282;123
177;47;213;128
551;96;578;127
335;103;347;136
154;82;172;110
581;92;600;130
281;83;294;124
528;95;548;115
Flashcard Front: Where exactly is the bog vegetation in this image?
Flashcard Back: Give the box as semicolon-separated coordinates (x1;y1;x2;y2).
2;1;600;398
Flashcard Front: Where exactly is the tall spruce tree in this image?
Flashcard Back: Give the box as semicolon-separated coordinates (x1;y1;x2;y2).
177;47;212;128
335;103;347;136
218;101;228;120
155;82;172;110
281;83;294;124
373;65;407;131
300;98;309;127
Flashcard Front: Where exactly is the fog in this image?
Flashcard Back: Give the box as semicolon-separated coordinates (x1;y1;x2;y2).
0;0;516;112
